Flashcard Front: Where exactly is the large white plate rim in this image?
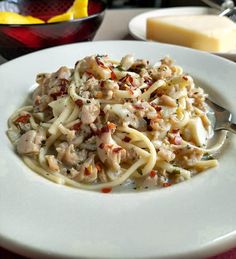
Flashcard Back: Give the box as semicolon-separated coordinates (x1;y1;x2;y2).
0;41;236;259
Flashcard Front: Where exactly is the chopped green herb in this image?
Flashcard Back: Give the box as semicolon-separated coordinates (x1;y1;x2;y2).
187;145;191;149
172;169;181;174
116;65;125;71
202;154;214;160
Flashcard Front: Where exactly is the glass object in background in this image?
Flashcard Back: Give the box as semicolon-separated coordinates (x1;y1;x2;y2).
161;0;207;6
0;0;106;60
201;0;236;21
106;0;162;8
161;0;235;7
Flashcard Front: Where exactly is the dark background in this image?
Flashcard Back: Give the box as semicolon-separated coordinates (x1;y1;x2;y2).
106;0;235;8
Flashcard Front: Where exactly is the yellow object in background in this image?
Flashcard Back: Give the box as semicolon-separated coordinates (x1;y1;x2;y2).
68;0;88;19
0;0;88;24
48;0;88;23
47;12;74;23
0;11;44;24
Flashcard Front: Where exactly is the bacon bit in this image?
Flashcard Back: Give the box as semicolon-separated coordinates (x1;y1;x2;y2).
50;84;68;100
123;136;131;143
133;104;144;110
99;143;105;149
95;129;101;136
108;122;116;130
182;75;188;81
71;122;82;131
60;78;69;87
75;99;83;107
151;103;162;112
144;77;153;86
15;114;31;124
99;110;105;116
163;182;172;187
150;91;157;99
110;70;116;80
50;92;62;100
145;118;152;131
120;75;128;83
101;125;110;133
60;84;67;95
155;106;162;112
96;123;115;136
172;129;179;134
95;56;107;69
84;167;91;176
95;163;102;172
113;147;123;153
101;187;112;193
127;75;133;85
149;170;156;178
100;80;105;88
118;81;124;89
120;74;134;85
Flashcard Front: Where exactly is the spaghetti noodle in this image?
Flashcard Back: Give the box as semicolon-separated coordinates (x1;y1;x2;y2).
7;54;225;191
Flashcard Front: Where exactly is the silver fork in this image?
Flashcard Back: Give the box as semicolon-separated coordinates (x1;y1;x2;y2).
206;98;236;134
201;0;236;21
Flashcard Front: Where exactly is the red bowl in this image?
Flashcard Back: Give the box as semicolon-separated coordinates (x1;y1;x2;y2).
0;0;106;60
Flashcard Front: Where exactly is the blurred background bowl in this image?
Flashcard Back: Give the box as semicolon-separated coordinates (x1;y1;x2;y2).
0;0;106;60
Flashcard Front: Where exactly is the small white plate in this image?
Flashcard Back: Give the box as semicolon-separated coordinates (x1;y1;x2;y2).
129;7;236;61
0;41;236;259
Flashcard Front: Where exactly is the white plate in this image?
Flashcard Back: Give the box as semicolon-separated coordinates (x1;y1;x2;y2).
129;7;236;61
0;41;236;259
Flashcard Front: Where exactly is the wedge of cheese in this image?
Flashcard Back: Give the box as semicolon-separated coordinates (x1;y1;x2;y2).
146;15;236;52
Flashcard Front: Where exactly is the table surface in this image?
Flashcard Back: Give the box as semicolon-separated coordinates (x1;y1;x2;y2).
0;7;236;259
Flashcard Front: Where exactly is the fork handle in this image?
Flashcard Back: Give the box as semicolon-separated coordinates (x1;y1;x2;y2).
220;122;236;134
201;0;234;10
228;123;236;134
217;122;236;134
201;0;221;10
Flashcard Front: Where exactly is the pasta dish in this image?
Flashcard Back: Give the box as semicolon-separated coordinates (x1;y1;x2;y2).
7;54;223;192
